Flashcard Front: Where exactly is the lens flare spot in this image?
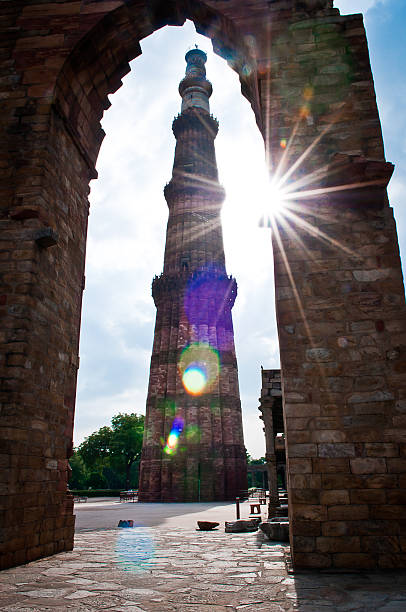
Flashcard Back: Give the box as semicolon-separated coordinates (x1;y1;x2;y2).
185;424;201;443
280;138;287;149
178;343;220;396
183;268;236;350
300;104;310;119
241;63;252;77
303;85;314;101
115;526;155;573
163;416;184;455
183;366;207;395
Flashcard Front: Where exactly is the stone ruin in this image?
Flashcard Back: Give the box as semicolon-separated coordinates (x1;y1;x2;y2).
0;0;405;570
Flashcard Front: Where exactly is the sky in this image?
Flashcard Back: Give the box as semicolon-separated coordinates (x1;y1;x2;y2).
73;0;406;458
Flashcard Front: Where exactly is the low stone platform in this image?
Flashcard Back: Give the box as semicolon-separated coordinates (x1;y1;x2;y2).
0;525;405;611
260;520;290;542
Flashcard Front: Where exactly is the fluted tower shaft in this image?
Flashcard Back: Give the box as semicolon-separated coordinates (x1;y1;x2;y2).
138;49;247;502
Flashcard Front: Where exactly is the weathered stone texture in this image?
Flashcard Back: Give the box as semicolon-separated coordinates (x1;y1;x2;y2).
0;0;405;569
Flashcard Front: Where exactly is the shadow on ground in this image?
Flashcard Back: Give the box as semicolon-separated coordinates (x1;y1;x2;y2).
291;570;406;611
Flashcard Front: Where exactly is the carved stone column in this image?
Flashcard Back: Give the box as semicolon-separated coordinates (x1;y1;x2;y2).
259;368;284;517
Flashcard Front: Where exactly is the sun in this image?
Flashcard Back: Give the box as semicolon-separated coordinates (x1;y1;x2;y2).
266;180;290;216
257;178;290;228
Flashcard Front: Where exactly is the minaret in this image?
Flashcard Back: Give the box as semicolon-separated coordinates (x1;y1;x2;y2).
138;49;247;502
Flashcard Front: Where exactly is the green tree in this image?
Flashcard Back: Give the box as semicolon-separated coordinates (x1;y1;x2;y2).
249;456;266;465
68;449;88;489
78;426;112;473
246;455;267;489
78;413;144;490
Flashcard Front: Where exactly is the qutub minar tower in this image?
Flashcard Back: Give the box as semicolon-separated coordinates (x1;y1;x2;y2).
138;48;247;502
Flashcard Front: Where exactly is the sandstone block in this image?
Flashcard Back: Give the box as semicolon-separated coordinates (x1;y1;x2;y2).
289;474;321;489
317;536;360;553
370;505;405;520
292;504;326;521
288;458;312;474
292;535;314;552
285;417;311;430
333;553;376;569
361;535;400;554
384;429;406;443
348;390;394;403
291;489;320;504
387;459;406;473
225;519;259;533
365;443;399;457
386;490;406;504
350;519;400;536
284;403;320;417
350;458;387;474
363;475;398;489
322;521;350;537
322;474;365;490
306;348;334;362
350;489;386;504
354;375;385;390
293;552;332;569
313;417;341;429
311;430;347;443
320;489;350;505
393;416;406;427
328;505;369;520
291;520;321;536
319;444;355;458
260;521;290;542
313;458;349;473
288;431;311;444
353;269;390;281
288;443;318;457
378;554;406;569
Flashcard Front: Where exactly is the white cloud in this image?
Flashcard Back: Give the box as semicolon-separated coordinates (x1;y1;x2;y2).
334;0;386;15
74;387;148;445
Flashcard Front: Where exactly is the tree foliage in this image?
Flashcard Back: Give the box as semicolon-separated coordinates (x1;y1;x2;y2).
69;450;88;489
75;413;145;490
246;453;266;465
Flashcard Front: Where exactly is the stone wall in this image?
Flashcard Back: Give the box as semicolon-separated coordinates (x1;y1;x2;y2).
258;368;285;514
0;0;404;569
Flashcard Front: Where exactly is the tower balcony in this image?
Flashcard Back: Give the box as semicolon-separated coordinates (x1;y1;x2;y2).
152;268;237;309
179;74;213;98
172;110;219;139
163;179;225;206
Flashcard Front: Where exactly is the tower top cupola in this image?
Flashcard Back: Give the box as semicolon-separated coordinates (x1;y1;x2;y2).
179;47;213;114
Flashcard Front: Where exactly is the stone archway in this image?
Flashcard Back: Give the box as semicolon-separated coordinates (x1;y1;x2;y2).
1;0;405;571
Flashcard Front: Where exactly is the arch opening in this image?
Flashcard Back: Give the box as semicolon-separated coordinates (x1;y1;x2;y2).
74;20;279;469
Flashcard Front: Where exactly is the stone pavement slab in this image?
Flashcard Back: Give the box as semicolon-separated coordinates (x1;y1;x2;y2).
0;503;405;610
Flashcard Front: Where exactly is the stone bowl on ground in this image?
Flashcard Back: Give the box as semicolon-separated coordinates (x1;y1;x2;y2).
197;521;220;531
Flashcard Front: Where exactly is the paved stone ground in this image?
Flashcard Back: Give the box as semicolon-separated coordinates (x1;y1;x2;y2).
0;502;405;611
